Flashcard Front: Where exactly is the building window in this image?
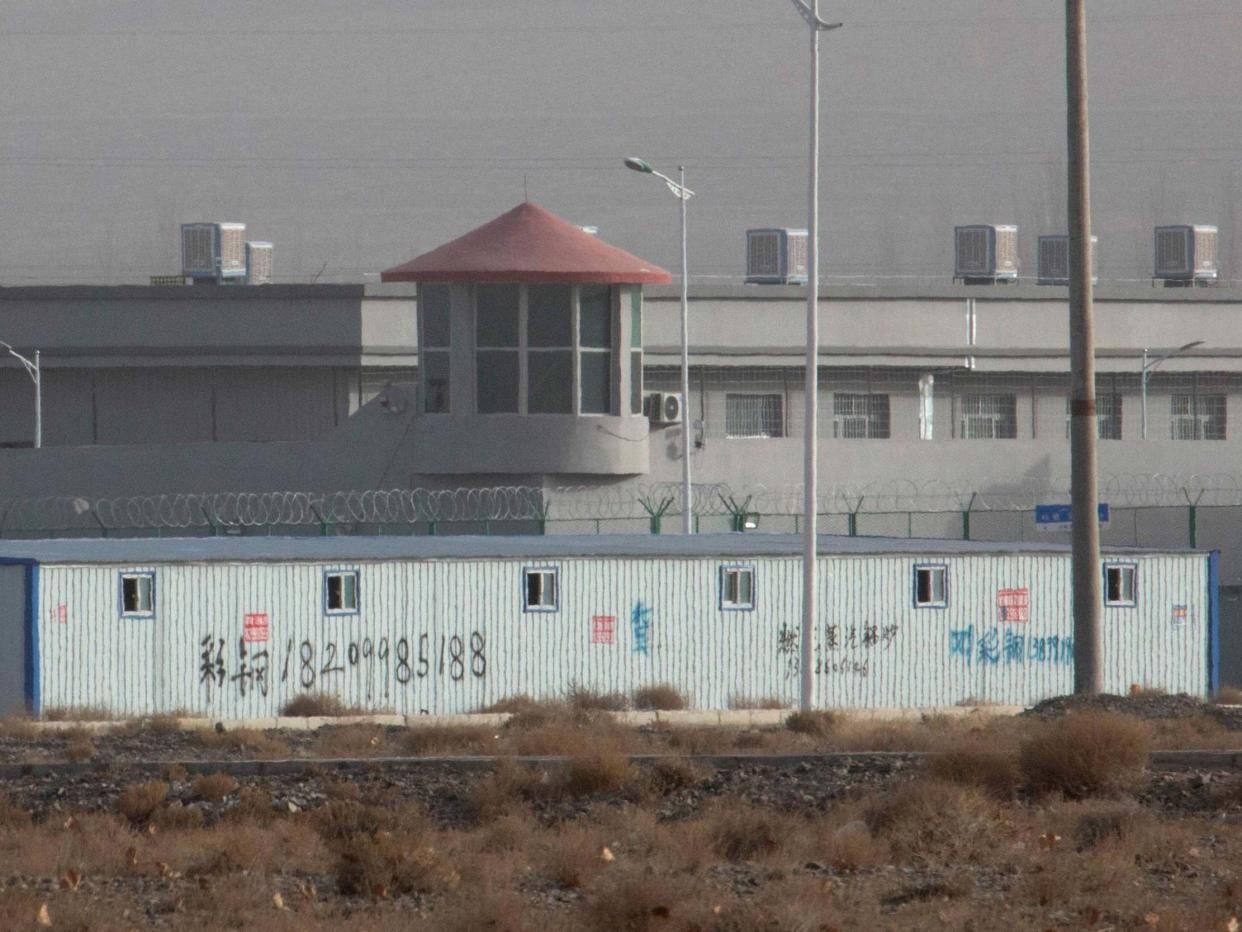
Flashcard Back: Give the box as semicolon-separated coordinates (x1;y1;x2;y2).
524;567;559;612
119;572;155;617
1171;393;1226;440
630;289;644;415
476;284;616;416
720;565;755;611
579;284;612;415
960;393;1017;439
833;393;891;439
913;565;947;608
419;284;452;413
1065;393;1122;440
725;393;784;438
1104;563;1137;607
324;570;360;614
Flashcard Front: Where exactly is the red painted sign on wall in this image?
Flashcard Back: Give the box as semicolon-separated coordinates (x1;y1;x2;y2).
997;589;1030;623
243;613;270;643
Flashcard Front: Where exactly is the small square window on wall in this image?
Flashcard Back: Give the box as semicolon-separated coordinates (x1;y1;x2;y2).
524;567;559;612
119;572;155;617
720;565;756;611
1104;563;1137;607
913;564;947;608
324;570;360;614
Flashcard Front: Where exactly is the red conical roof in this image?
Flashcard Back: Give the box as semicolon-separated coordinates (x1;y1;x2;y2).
380;202;672;285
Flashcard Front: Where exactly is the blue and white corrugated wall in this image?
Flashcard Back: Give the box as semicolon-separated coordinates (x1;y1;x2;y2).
27;549;1216;717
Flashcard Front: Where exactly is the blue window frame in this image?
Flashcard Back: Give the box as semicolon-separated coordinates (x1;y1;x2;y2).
1104;562;1138;607
913;563;948;608
119;571;155;618
719;564;756;611
323;569;360;615
523;566;559;612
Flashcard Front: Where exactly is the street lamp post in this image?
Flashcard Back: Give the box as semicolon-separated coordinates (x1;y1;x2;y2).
0;341;41;449
786;0;842;712
1141;340;1204;440
624;157;695;535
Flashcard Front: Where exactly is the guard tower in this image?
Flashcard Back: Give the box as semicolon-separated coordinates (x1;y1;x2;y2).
381;202;671;477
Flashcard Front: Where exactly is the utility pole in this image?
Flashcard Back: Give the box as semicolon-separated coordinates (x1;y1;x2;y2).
1066;0;1101;694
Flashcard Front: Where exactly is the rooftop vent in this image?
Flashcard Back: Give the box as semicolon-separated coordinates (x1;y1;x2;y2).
182;223;247;284
954;224;1018;284
746;228;808;285
1037;234;1098;286
1154;225;1218;286
245;241;274;285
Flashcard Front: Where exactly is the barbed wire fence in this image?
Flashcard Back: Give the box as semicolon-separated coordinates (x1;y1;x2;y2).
0;474;1239;550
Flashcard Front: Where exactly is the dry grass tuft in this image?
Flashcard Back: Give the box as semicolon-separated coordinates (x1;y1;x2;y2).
814;818;890;871
566;681;629;712
315;724;387;757
0;717;37;740
116;780;169;824
632;683;689;711
644;758;704;795
706;803;794;862
1213;686;1242;705
65;733;95;763
192;772;239;802
586;868;706;930
727;694;790;710
41;706;114;722
927;741;1022;800
401;725;496;756
224;786;278;825
280;691;358;717
196;727;289;759
0;793;32;830
479;694;542;714
468;758;539;822
863;779;1004;863
334;834;458;896
561;748;635;798
785;709;837;737
1019;712;1151;799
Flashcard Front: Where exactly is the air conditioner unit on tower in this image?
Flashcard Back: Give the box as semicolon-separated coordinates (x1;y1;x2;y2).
1154;225;1218;285
1037;234;1098;285
644;392;684;425
746;228;808;284
182;222;247;284
954;224;1018;284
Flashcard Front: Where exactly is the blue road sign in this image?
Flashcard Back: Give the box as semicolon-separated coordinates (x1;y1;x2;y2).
1034;503;1110;531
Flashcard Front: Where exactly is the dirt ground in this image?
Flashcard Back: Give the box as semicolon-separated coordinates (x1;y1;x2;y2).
1;694;1242;930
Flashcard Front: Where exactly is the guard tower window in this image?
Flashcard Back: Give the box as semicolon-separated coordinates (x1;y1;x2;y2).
120;573;155;617
524;567;559;612
914;565;947;608
1104;563;1137;607
579;284;613;415
419;284;452;413
527;284;574;414
325;571;360;614
476;284;521;413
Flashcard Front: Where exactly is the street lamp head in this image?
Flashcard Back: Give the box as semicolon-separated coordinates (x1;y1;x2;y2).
623;157;653;174
1180;340;1205;353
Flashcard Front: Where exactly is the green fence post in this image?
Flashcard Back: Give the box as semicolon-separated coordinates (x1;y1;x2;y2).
1183;489;1204;549
961;492;977;541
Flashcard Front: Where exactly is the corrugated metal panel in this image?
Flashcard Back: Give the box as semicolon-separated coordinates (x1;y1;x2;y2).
35;551;1211;717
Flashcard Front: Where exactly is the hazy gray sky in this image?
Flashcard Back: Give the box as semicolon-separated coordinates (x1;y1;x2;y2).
1;1;1240;285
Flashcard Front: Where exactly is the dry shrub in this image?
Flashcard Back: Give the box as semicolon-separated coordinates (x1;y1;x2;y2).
150;801;205;831
561;749;635;798
309;799;427;842
827;717;961;752
65;734;95;763
586;868;708;931
116;780;169;824
476;811;541;854
927;741;1022;800
0;794;31;830
785;709;837;737
401;725;496;756
224;786;278;825
42;706;114;722
632;684;688;711
315;724;387;757
644;758;704;795
1063;799;1155;851
143;713;186;734
728;694;789;710
1148;713;1234;749
334;833;459;896
480;694;542;714
732;729;773;751
566;681;629;712
0;717;37;740
655;725;735;755
325;779;362;801
281;691;355;717
469;758;540;822
863;779;1004;864
503;707;638;757
430;888;531;932
193;772;239;802
537;824;610;889
706;803;795;862
1213;686;1242;705
1019;712;1151;798
196;727;289;758
814;818;890;871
